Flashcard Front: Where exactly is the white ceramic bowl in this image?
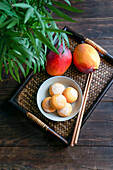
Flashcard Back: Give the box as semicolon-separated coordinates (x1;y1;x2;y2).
37;76;83;121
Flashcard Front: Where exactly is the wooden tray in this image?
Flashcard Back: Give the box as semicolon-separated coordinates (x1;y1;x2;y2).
9;26;113;145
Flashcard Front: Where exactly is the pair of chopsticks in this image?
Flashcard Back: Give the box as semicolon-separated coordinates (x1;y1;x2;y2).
70;72;93;146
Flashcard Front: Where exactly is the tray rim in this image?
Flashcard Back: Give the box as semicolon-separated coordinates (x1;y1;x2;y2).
9;26;113;145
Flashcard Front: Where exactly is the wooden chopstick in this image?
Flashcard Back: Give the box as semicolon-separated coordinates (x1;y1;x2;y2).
70;72;93;146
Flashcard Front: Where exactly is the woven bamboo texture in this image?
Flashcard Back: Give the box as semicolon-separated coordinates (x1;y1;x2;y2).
17;36;113;141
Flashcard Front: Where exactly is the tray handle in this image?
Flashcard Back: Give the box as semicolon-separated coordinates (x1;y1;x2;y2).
85;38;113;62
27;112;68;144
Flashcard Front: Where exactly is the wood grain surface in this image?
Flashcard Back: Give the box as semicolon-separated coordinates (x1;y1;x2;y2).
0;0;113;169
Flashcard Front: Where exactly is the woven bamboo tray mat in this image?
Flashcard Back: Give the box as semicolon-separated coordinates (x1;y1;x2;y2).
13;34;113;143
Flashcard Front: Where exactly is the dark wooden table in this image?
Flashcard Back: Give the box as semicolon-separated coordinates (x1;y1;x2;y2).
0;0;113;169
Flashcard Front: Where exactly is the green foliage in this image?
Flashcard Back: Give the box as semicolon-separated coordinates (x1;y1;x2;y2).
0;0;83;82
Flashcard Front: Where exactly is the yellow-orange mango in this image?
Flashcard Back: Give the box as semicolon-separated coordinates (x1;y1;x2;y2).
73;43;100;73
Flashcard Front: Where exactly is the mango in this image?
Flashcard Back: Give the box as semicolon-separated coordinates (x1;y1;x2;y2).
46;44;72;76
73;43;100;73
